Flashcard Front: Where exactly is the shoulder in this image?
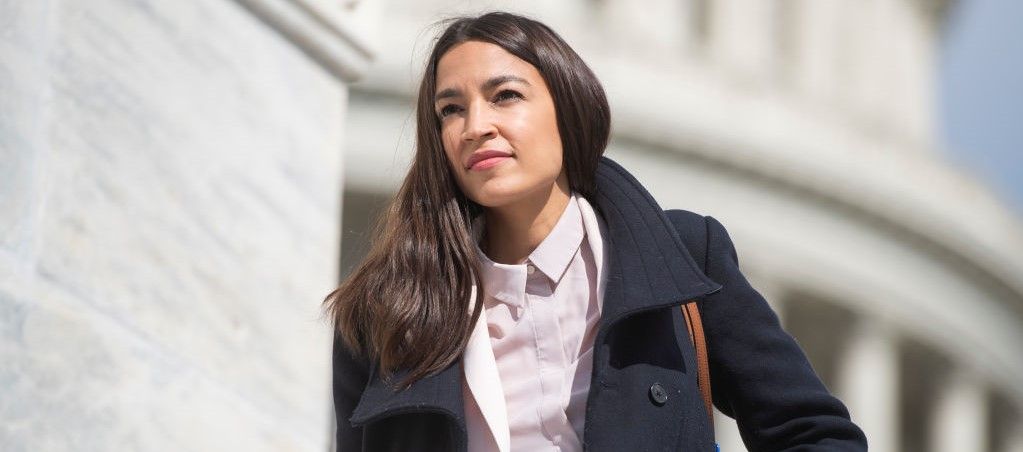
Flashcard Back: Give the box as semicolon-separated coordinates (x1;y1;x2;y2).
662;209;739;276
663;208;706;235
662;209;734;247
662;209;711;263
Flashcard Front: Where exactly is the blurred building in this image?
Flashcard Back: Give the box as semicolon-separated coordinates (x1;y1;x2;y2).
341;1;1023;452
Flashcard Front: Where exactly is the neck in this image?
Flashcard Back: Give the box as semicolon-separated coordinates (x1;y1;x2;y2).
483;176;571;265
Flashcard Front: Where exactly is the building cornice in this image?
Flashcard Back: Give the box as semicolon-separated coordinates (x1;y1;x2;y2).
232;0;375;82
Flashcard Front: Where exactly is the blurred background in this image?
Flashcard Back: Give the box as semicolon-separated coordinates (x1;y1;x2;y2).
2;0;1021;451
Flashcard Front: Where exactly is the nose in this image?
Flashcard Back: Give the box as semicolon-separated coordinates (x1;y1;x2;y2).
460;103;497;143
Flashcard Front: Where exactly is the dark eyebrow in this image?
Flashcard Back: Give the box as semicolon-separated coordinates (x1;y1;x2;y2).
434;75;531;102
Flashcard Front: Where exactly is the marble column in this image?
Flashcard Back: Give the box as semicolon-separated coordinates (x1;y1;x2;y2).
835;320;899;452
794;0;842;97
0;1;362;450
1004;426;1023;452
930;369;988;452
708;0;774;77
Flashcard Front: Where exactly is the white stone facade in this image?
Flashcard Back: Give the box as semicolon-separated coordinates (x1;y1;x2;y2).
1;0;370;450
340;1;1023;451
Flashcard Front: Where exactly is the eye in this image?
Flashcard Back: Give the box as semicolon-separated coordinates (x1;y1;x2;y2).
438;104;462;118
493;89;523;103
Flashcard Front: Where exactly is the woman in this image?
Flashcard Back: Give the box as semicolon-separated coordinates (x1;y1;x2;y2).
326;11;867;452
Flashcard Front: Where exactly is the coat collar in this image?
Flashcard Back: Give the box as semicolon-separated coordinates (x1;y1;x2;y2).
347;156;722;444
591;156;723;329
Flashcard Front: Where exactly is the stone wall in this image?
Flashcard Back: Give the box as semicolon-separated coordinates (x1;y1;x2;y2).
1;0;348;450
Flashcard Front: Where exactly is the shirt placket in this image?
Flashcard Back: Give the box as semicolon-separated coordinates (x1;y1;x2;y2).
524;261;572;450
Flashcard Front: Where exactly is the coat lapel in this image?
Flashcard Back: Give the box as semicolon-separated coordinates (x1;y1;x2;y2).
463;285;511;452
348;355;465;428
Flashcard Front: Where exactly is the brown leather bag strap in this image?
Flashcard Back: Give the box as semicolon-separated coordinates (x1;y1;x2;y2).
681;301;714;427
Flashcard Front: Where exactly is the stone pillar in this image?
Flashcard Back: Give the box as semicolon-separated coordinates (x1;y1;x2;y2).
835;320;899;452
930;369;989;452
1004;426;1023;452
794;0;842;98
708;0;775;78
0;0;370;450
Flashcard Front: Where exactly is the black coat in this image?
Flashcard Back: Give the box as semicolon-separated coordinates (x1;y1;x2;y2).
332;157;868;451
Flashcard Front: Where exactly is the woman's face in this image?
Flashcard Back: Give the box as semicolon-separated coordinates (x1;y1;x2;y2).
434;40;566;209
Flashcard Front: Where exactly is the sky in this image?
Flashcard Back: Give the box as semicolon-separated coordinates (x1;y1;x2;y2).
939;0;1023;215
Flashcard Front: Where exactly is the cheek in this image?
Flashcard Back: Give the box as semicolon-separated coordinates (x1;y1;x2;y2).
547;146;565;179
521;115;563;175
519;101;561;156
440;128;461;171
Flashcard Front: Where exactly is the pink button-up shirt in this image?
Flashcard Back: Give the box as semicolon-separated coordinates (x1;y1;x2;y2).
465;194;605;452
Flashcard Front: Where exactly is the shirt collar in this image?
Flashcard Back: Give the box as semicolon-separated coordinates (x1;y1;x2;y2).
476;249;528;307
527;194;585;285
472;193;587;307
472;214;526;308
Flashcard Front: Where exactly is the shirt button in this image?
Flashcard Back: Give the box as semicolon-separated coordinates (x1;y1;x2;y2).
526;263;536;275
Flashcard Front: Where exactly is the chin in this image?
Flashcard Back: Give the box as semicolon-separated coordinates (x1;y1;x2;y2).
466;178;555;209
467;189;520;208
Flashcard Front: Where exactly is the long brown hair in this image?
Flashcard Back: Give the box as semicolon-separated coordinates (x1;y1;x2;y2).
324;11;611;389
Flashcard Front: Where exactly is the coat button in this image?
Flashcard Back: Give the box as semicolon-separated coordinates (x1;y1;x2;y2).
649;383;668;406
